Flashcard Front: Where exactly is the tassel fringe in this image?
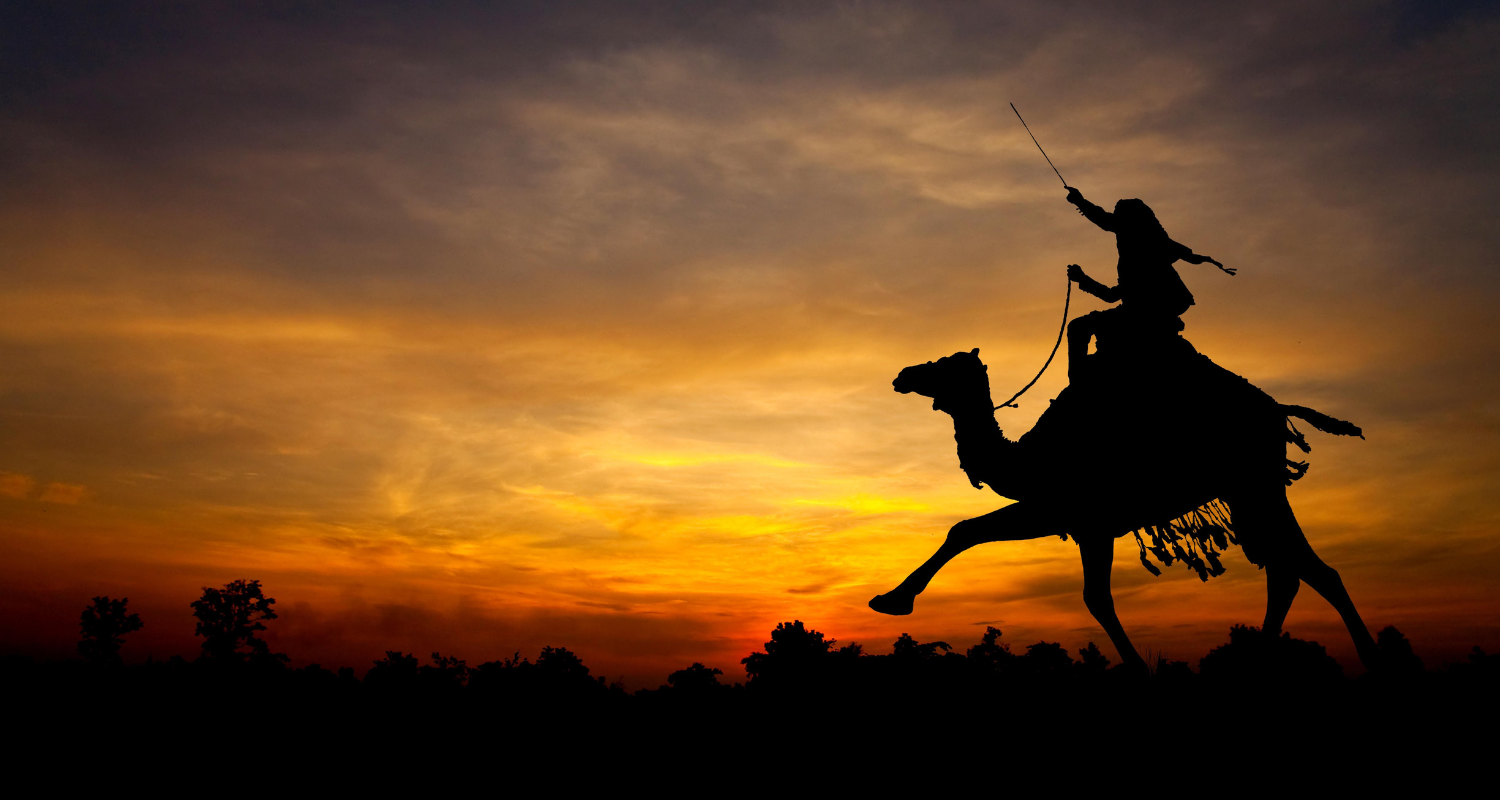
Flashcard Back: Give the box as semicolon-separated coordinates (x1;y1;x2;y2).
1132;499;1237;582
1130;410;1359;579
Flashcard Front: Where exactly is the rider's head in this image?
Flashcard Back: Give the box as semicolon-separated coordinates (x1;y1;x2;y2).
1112;199;1168;238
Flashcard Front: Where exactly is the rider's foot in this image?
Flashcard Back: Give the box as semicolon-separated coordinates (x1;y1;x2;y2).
869;591;915;616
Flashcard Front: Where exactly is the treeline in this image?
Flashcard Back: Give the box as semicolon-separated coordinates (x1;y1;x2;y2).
10;582;1490;777
3;580;1496;716
7;579;1500;774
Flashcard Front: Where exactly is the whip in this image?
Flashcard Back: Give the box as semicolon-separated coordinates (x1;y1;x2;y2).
1010;102;1068;187
994;104;1073;410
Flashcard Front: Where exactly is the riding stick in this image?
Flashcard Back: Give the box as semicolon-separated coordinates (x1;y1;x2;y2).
1010;103;1067;187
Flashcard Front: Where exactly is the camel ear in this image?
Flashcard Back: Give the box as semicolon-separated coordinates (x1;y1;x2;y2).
971;348;980;356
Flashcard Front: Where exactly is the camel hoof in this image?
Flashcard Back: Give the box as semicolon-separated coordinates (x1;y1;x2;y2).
869;592;914;616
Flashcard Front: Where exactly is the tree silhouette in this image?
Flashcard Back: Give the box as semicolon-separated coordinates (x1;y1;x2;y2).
1449;646;1498;682
667;662;723;689
966;626;1015;676
741;619;836;687
891;632;952;660
78;596;143;666
535;646;591;681
467;646;612;702
366;651;421;690
189;579;286;663
422;652;469;691
1075;642;1111;676
1198;624;1343;684
1376;626;1424;675
1018;641;1074;678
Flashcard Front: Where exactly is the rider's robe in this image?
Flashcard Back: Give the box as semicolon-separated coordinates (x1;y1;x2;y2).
1071;195;1198;321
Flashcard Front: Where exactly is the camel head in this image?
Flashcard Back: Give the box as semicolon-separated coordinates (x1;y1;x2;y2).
893;348;994;411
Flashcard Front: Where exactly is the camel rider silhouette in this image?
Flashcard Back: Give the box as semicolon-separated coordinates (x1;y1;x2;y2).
1061;186;1234;383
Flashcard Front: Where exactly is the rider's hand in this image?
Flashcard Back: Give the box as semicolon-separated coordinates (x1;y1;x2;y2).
1066;263;1086;284
1065;186;1083;205
1204;256;1236;275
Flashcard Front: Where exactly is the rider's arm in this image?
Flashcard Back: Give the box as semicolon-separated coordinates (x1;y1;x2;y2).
1171;240;1237;275
1066;187;1115;232
1067;264;1121;303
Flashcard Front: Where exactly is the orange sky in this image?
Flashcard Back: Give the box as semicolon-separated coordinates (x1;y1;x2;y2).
2;1;1498;686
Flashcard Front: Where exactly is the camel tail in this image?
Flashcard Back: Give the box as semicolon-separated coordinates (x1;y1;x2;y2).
1281;405;1364;440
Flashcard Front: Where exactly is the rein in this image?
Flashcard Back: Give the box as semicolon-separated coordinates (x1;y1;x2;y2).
995;277;1071;410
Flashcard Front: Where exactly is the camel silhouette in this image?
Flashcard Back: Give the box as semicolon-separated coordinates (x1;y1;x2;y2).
868;345;1380;673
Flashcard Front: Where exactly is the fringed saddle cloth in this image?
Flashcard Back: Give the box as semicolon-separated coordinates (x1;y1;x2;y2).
1128;411;1360;581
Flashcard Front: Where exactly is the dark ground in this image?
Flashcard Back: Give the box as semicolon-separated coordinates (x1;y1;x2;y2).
6;620;1495;787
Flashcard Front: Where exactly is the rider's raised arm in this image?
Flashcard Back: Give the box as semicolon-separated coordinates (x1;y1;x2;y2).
1065;187;1115;232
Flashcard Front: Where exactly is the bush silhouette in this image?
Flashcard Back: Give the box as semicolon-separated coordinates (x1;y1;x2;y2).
1199;624;1343;684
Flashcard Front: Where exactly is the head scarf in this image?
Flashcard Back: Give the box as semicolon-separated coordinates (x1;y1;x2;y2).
1112;199;1169;242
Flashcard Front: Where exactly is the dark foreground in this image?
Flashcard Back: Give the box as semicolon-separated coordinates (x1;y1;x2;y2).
6;621;1497;785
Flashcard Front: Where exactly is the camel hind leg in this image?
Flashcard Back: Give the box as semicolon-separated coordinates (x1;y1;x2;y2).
1263;563;1299;637
869;501;1064;615
1229;489;1380;670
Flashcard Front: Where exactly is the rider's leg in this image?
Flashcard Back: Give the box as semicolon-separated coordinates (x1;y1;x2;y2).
1079;533;1149;671
1066;314;1096;383
1262;562;1299;637
870;502;1061;615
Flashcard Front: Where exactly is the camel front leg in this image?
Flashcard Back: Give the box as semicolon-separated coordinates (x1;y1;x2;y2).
869;501;1062;615
1078;534;1148;672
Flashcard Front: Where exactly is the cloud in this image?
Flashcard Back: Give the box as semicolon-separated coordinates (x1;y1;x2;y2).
0;473;34;499
37;483;87;505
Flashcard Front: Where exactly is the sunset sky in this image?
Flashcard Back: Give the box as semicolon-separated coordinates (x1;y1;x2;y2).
3;1;1498;686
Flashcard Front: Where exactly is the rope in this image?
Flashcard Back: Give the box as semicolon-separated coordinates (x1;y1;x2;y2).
995;277;1071;410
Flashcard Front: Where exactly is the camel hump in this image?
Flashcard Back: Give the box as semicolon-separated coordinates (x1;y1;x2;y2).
1282;404;1364;439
